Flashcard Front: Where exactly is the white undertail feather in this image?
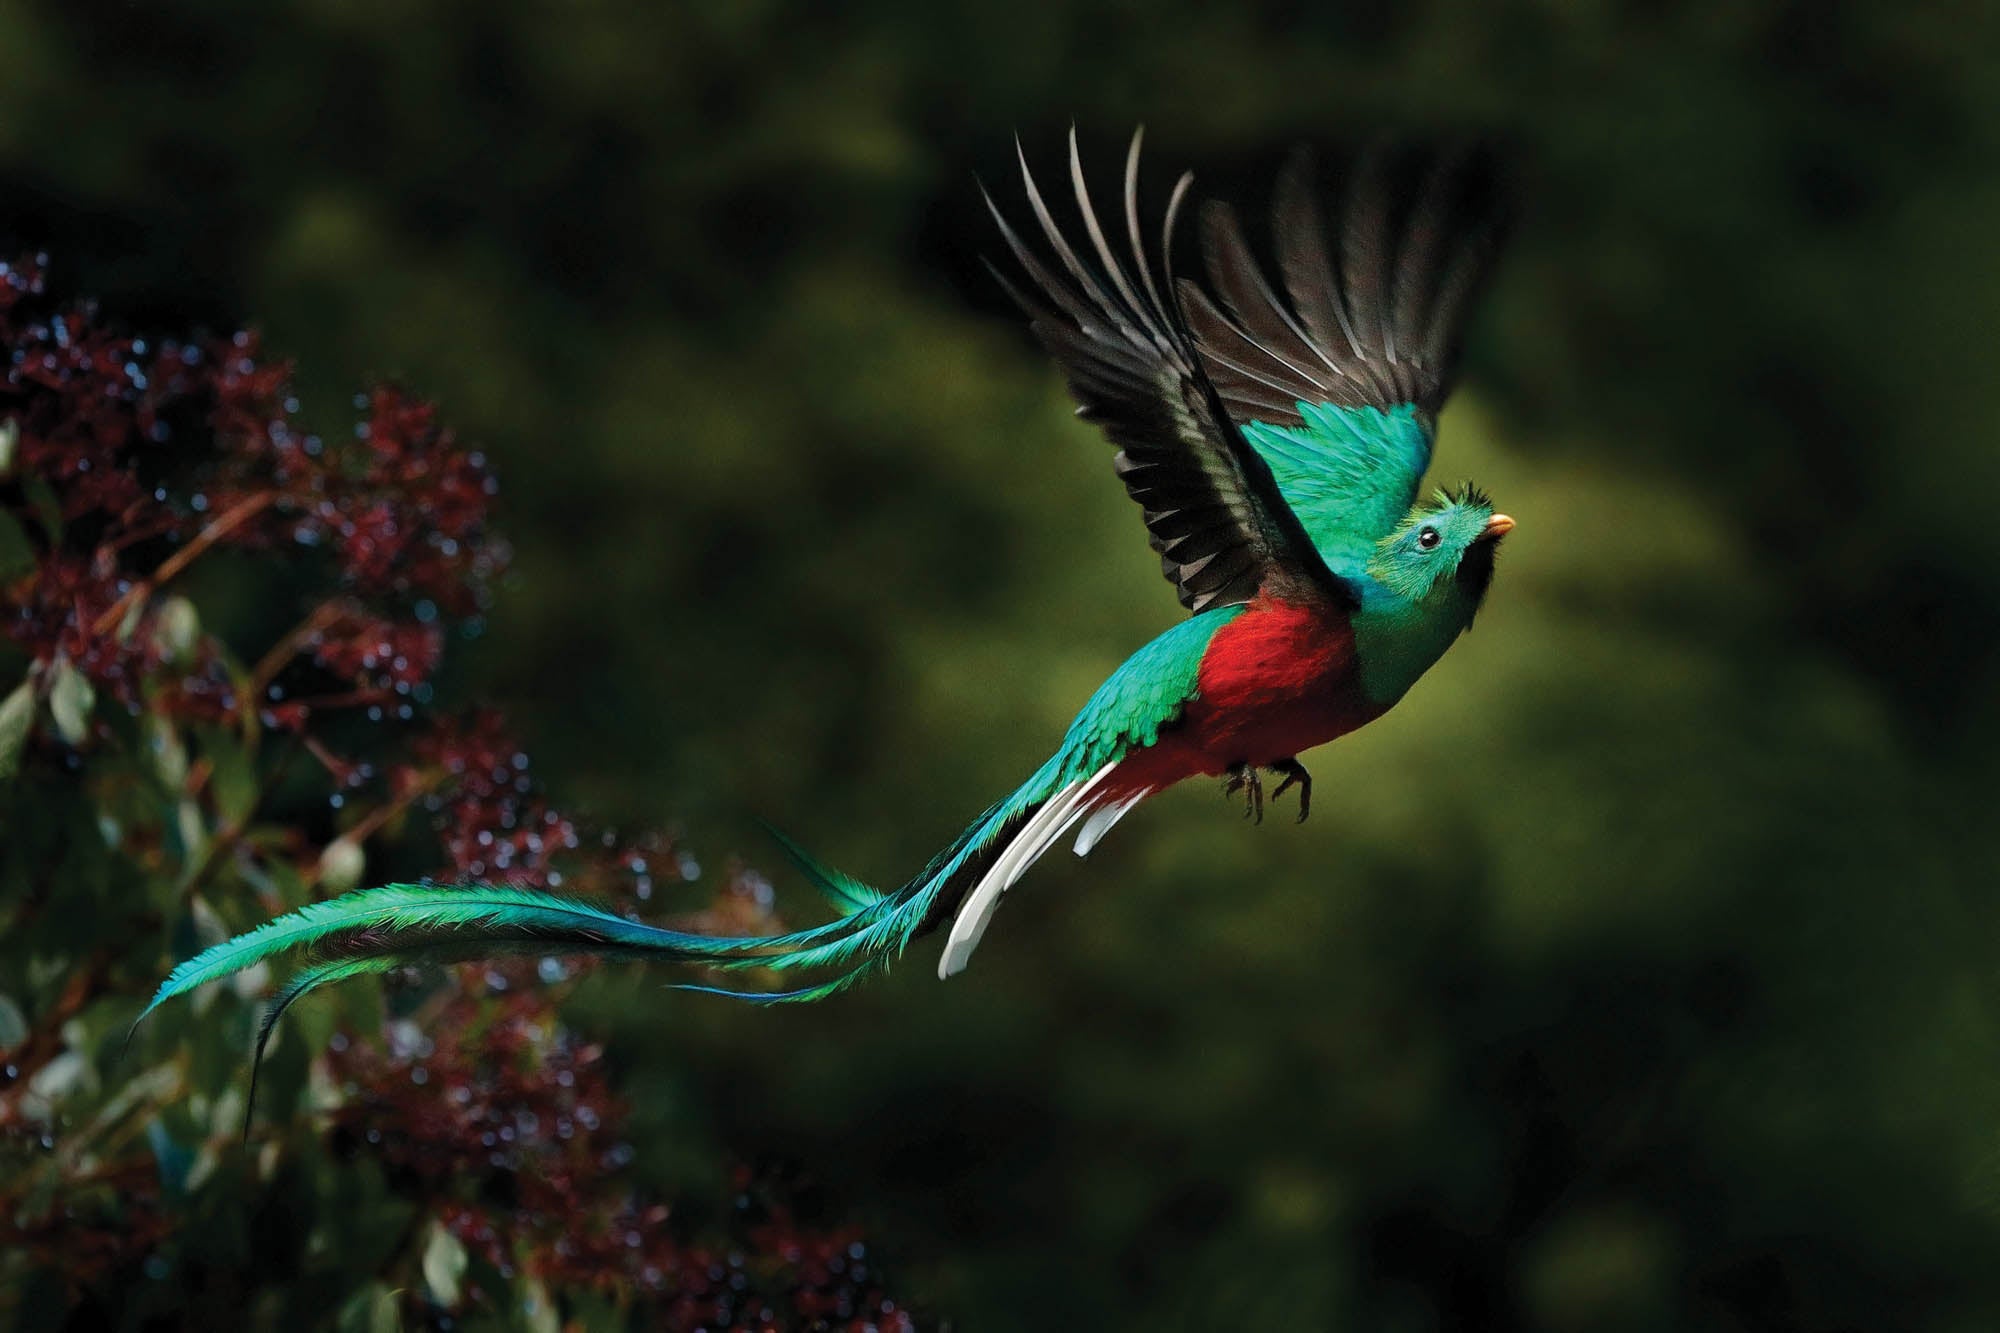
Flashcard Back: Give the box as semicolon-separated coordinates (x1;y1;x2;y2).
939;761;1120;979
1073;787;1150;858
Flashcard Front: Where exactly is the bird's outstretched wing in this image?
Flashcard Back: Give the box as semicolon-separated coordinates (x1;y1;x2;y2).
988;129;1350;615
1182;147;1507;568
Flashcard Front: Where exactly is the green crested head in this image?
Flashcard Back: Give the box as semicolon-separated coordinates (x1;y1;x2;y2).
1351;482;1515;705
1366;482;1514;614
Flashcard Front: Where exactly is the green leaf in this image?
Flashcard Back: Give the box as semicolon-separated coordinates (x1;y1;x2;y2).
0;510;33;581
317;836;365;896
144;713;189;789
0;417;16;475
150;595;201;666
172;796;208;874
335;1284;400;1333
201;725;259;825
47;659;94;745
21;476;61;545
0;993;26;1047
521;1279;563;1333
421;1221;468;1307
0;675;34;779
28;1049;92;1105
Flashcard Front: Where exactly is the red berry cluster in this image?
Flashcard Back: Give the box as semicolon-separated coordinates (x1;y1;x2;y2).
4;549;142;695
327;992;913;1330
0;256;169;522
408;709;581;884
203;340;506;616
323;388;505;615
0;255;920;1326
308;609;444;696
0;252;504;729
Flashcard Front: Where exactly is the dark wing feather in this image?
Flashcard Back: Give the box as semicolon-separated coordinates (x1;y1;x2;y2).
990;129;1347;614
1183;144;1507;428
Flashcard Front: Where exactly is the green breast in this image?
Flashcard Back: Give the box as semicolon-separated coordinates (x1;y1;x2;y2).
1350;583;1478;706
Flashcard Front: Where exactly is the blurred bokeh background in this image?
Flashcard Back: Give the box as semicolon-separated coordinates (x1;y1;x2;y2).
6;0;2000;1328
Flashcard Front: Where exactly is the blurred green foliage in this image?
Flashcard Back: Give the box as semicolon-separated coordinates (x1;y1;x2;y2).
4;0;2000;1327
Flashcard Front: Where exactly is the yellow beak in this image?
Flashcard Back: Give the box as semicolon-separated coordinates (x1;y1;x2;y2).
1481;513;1516;541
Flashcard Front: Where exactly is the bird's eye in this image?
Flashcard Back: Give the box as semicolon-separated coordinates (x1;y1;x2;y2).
1416;526;1442;551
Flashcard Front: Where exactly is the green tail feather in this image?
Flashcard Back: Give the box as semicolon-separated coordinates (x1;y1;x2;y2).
137;882;769;1027
757;820;886;915
143;768;1071;1134
244;955;400;1139
147;868;899;1138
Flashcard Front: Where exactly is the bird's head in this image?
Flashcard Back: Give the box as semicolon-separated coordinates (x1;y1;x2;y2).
1367;483;1514;613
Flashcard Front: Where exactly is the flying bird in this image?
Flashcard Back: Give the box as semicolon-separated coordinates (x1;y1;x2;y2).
143;129;1515;1081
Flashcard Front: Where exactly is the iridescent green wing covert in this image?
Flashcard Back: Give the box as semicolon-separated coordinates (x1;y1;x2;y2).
986;130;1351;615
1046;605;1245;778
1181;148;1507;570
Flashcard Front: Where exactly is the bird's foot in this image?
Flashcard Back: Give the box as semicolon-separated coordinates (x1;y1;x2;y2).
1269;758;1312;823
1221;761;1264;824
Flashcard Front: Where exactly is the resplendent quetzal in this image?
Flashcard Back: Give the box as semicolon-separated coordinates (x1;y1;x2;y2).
143;129;1515;1069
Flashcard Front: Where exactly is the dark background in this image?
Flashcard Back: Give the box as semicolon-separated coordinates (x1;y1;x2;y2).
7;1;2000;1326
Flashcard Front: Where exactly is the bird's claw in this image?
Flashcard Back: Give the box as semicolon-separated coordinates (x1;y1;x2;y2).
1269;758;1312;823
1225;760;1313;825
1221;762;1264;824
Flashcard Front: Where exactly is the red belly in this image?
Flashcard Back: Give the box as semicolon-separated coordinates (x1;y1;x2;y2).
1112;595;1386;793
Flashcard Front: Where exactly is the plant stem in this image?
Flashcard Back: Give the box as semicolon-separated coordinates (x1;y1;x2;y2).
91;491;276;636
248;599;349;701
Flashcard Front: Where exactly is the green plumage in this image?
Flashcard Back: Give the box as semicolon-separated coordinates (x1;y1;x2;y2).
142;883;771;1023
1047;606;1242;778
142;874;882;1032
1240;402;1433;571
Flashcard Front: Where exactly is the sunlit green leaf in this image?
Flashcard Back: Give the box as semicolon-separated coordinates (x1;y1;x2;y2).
317;835;365;895
421;1220;467;1308
521;1279;563;1333
46;659;93;745
335;1283;400;1333
144;712;189;790
149;595;201;666
0;675;34;780
27;1049;92;1106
